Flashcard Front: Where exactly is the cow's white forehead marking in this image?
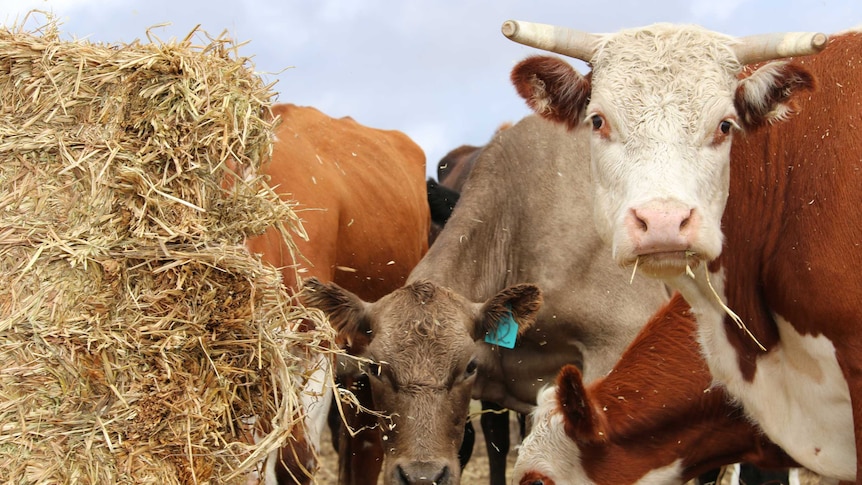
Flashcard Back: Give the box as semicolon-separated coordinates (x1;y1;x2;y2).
590;24;741;140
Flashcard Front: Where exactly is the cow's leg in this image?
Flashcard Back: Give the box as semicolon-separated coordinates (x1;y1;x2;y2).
458;418;475;469
481;400;510;485
738;463;789;484
326;390;341;453
335;374;383;485
517;412;526;439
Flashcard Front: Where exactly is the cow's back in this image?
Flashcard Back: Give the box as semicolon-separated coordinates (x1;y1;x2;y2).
247;104;429;301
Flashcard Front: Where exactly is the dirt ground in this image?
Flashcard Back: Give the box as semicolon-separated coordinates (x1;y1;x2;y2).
312;400;519;484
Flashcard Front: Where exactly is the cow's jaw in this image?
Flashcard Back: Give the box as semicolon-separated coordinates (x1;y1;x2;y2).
677;269;856;481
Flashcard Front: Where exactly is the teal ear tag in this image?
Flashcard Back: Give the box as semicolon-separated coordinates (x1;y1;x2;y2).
484;306;519;349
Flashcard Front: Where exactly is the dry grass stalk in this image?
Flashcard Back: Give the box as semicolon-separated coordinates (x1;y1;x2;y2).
0;12;333;484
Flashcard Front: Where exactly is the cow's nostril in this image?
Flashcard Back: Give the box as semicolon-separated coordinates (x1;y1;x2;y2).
396;465;410;485
634;211;649;232
679;209;693;230
395;462;452;484
434;465;451;483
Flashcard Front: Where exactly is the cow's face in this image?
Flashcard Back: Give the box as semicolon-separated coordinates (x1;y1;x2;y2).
511;24;815;279
512;385;589;485
302;278;541;485
513;365;690;485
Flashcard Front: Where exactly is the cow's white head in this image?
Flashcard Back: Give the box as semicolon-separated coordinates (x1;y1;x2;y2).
512;384;591;485
505;21;822;278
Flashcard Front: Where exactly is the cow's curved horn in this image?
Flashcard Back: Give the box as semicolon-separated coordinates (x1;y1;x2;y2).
501;20;598;62
733;32;828;65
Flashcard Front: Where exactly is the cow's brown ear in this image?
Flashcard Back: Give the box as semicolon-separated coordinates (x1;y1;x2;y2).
735;61;815;129
556;364;607;444
301;277;372;350
511;55;591;130
474;284;542;343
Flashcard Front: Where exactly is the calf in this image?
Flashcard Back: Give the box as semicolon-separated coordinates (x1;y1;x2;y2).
506;20;860;483
513;294;797;485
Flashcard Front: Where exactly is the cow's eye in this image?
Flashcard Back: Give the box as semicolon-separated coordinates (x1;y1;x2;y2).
712;118;738;145
366;362;382;379
465;358;478;377
590;114;604;131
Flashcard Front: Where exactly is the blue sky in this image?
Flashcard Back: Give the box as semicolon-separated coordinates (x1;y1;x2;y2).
3;1;860;179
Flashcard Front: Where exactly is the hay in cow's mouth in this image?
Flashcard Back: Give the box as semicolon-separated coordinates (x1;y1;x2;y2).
627;250;700;280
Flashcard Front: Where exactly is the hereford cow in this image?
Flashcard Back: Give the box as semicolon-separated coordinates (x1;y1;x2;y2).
513;294;799;484
506;21;861;483
302;114;670;485
245;103;429;484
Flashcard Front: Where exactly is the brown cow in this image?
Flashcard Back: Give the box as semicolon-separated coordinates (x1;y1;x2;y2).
507;21;860;484
513;294;798;484
245;103;429;484
248;103;428;301
302;115;669;485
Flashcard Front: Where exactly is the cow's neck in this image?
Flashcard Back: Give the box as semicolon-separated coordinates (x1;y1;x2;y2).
659;127;862;475
669;264;776;380
410;216;513;298
580;295;791;483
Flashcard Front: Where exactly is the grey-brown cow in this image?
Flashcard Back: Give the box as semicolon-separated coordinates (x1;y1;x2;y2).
303;115;669;485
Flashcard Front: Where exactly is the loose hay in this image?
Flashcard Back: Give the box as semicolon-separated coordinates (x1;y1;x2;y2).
0;13;334;484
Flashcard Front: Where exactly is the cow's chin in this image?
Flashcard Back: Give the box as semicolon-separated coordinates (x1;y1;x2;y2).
628;251;702;280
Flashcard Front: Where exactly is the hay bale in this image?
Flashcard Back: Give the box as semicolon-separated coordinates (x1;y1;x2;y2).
0;13;333;484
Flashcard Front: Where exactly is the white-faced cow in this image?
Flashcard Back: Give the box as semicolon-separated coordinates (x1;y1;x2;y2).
506;20;862;484
302;114;670;485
